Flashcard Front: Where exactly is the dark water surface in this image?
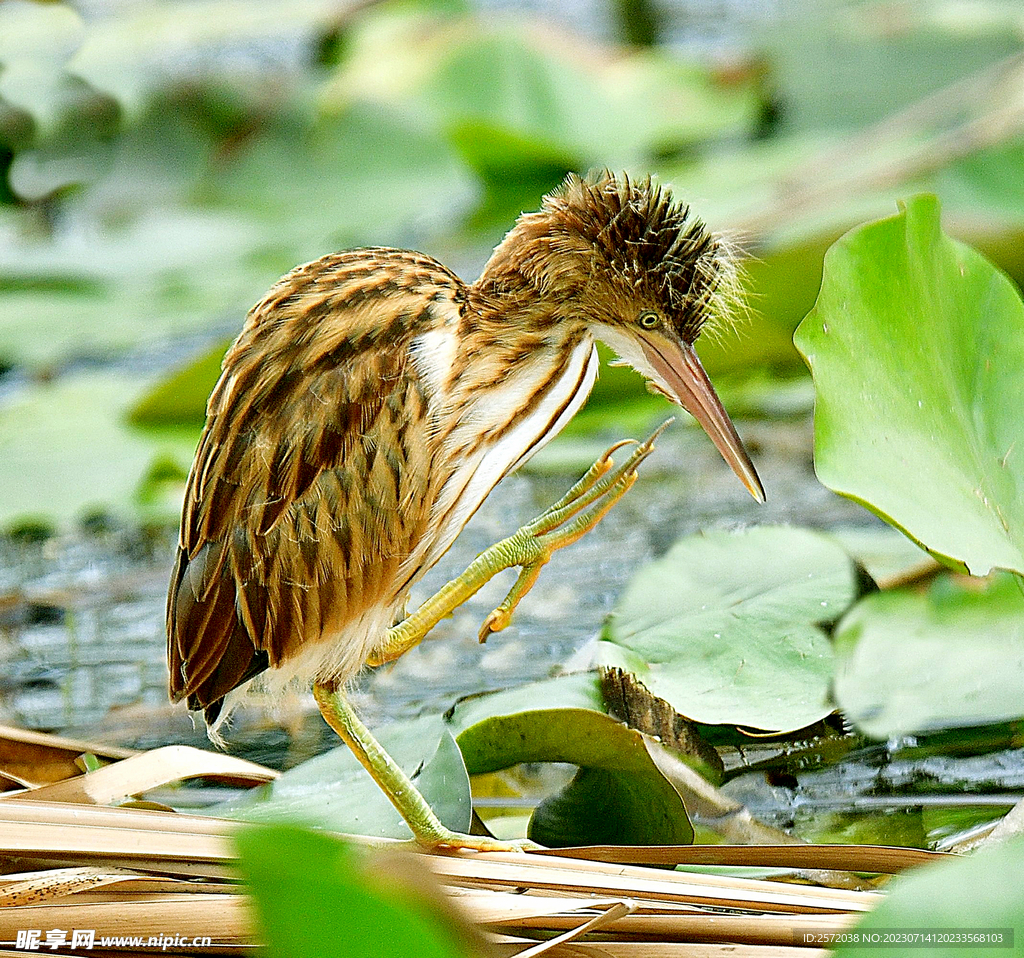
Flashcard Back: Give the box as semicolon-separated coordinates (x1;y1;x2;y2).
0;410;852;747
2;406;1020;848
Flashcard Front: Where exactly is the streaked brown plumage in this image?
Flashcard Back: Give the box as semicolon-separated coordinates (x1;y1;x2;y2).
168;171;763;848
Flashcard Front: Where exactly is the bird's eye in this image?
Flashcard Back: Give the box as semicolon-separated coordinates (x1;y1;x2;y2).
638;310;660;329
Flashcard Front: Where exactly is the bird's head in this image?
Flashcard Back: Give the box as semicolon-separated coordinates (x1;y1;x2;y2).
479;171;764;502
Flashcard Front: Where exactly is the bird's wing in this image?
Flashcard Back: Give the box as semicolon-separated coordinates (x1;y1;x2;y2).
167;250;462;713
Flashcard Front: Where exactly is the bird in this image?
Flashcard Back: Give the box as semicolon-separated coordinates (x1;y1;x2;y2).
167;171;764;851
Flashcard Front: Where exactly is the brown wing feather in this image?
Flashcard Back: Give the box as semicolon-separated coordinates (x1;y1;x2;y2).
167;249;464;714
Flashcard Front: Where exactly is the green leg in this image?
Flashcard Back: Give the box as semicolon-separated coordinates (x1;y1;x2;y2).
313;681;537;851
368;419;671;667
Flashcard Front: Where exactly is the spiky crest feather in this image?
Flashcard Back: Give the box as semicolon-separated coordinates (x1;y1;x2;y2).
479;170;744;343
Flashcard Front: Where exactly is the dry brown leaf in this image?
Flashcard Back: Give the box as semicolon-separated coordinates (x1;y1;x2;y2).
423;854;878;914
0;895;255;949
0;792;910;956
0;866;141;906
0;799;238;835
490;941;831;957
3;746;277;805
450;890;630;924
530;843;946;873
513;902;634;957
0;726;136;788
985;795;1024;844
506;909;860;946
0;802;237;880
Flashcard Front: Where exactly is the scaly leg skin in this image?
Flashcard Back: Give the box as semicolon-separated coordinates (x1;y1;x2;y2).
368;418;673;666
313;682;539;852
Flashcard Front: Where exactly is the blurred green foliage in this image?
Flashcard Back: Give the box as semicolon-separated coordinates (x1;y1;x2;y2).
2;1;1022;920
0;0;1022;528
834;571;1024;739
837;837;1024;958
235;824;484;958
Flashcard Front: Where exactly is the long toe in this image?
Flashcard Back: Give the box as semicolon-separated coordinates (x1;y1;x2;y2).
419;830;543;853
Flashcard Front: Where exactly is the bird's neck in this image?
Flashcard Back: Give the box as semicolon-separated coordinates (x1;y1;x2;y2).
408;281;597;438
401;288;599;576
452;296;597;463
448;286;585;395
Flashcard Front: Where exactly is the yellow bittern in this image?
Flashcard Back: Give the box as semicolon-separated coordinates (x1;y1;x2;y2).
167;172;764;850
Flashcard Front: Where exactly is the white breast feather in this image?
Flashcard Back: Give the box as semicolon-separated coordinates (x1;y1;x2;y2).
408;337;598;576
409;326;459;397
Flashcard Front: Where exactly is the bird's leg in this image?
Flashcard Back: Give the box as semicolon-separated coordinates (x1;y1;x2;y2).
477;419;671;639
476;467;637;640
312;681;538;851
369;419;671;665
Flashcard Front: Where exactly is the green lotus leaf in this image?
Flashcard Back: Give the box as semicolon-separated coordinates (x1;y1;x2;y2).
834;572;1024;739
211;716;472;840
795;194;1024;576
235;825;475;958
449;674;693;847
835;837;1024;958
597;525;861;731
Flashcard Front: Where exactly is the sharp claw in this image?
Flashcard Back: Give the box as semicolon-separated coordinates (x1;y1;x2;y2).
638;417;674;453
612;417;673;479
478;608;509;643
598;438;637;468
635;417;674;456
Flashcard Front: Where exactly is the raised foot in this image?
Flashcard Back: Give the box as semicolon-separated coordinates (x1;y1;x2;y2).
369;419;674;664
477;418;674;643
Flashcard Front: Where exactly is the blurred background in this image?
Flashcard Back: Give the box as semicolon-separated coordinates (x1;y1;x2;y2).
1;0;1023;763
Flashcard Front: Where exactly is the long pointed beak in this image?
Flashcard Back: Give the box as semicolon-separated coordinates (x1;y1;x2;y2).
639;336;765;503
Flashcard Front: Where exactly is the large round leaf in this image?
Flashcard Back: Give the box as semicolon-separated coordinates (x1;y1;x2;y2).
449;674;693;847
0;371;196;529
834;572;1024;739
596;526;860;731
210;716;472;840
529;765;690;848
795;194;1024;577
